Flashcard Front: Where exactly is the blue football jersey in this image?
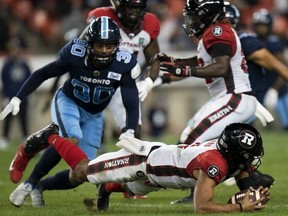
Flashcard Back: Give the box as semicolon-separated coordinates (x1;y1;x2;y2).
59;38;138;113
239;32;268;103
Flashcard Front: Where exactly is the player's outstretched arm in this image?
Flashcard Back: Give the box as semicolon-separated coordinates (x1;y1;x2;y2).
193;170;269;213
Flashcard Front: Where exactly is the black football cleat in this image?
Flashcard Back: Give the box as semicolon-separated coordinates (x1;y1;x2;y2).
97;184;111;211
250;170;275;188
24;123;59;155
170;188;194;204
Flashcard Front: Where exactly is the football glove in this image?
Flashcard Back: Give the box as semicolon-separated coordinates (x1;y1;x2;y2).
0;97;21;120
160;62;196;77
263;88;278;109
153;76;171;88
137;77;154;102
150;53;175;64
119;129;135;139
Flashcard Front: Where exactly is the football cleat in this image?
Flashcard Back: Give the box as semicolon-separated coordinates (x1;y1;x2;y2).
97;184;111;211
170;194;193;204
30;188;45;207
24;123;59;155
250;170;275;188
170;188;194;204
9;181;33;207
9;143;34;183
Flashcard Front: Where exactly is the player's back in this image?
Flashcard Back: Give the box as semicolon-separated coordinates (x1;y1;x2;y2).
146;140;228;189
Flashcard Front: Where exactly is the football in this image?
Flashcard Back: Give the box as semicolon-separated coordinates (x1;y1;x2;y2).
227;189;269;206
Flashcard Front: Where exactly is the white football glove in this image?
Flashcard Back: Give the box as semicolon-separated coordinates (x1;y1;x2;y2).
153;77;163;88
119;129;135;140
0;97;21;120
263;88;278;109
136;77;154;102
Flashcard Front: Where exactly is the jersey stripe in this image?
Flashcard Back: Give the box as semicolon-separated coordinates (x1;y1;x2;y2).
101;16;108;39
146;164;191;178
184;94;242;144
87;154;147;175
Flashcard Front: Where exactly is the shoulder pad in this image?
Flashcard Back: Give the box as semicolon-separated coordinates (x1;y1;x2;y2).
131;63;141;79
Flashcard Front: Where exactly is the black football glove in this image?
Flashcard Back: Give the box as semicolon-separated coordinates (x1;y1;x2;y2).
150;53;175;64
160;62;196;77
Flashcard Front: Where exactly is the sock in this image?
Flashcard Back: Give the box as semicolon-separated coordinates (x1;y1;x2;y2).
48;134;87;170
105;183;125;193
38;170;81;191
27;146;62;187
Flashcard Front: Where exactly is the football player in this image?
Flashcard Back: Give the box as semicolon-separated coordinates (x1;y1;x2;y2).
152;0;274;203
6;0;159;203
10;122;270;213
251;8;288;129
224;1;288;193
87;0;161;138
2;16;140;207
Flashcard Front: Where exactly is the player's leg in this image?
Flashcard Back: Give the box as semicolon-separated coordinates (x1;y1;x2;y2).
174;94;258;204
30;90;102;206
18;99;29;138
109;88;142;138
9;90;79;207
9;123;61;207
275;93;288;129
32;111;104;207
87;150;148;210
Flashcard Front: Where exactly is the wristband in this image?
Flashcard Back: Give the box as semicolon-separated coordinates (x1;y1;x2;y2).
188;67;197;76
238;203;243;212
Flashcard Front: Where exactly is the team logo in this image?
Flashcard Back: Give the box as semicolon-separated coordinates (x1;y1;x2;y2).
207;165;219;177
139;38;145;45
239;130;256;149
136;171;145;178
108;72;122;81
93;71;100;76
212;26;223;37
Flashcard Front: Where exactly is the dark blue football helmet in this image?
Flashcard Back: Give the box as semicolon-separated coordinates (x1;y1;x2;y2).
110;0;148;32
224;2;240;28
252;8;273;34
217;123;264;175
86;16;121;67
183;0;225;38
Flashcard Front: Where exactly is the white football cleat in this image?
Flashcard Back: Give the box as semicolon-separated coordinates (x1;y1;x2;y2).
9;181;33;207
30;188;45;207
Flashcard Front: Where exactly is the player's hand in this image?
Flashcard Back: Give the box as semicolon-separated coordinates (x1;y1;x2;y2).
150;53;175;64
263;88;278;109
160;62;194;77
0;97;21;120
241;188;266;212
119;129;135;139
136;77;154;102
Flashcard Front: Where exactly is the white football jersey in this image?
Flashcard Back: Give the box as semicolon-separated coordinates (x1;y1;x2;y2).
146;140;228;189
198;23;252;98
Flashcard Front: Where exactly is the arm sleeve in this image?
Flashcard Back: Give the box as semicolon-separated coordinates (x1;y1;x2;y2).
120;73;139;131
16;59;69;100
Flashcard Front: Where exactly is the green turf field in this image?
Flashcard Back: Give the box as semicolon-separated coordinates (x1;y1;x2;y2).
0;129;287;216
